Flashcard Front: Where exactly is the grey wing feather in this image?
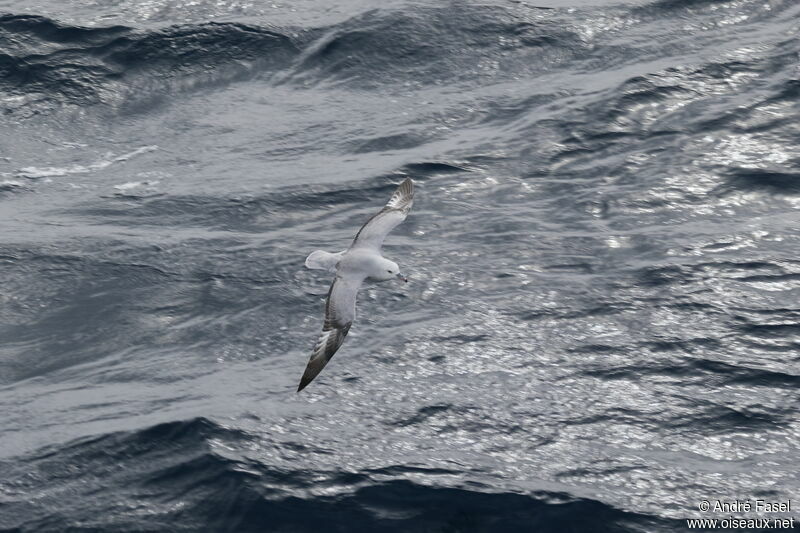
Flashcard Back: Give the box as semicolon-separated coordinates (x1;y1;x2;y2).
351;178;414;251
297;276;362;391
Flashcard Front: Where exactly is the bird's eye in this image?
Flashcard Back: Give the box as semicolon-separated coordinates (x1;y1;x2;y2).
387;269;392;273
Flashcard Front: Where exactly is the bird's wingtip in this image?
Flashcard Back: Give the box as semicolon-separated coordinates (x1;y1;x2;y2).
297;361;322;392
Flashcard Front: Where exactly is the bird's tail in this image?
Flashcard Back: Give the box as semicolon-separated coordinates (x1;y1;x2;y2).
304;250;344;272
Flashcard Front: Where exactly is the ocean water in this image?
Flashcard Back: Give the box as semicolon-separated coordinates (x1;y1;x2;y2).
1;0;799;531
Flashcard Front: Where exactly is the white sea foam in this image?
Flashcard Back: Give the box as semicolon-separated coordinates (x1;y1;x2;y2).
113;180;159;191
16;145;158;179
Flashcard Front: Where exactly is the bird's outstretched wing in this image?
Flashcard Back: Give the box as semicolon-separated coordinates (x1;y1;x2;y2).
350;178;414;251
297;275;363;392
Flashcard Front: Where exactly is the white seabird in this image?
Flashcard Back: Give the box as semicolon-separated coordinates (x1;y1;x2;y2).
298;178;415;392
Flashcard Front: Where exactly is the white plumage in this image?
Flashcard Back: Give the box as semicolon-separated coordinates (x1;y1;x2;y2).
298;178;414;392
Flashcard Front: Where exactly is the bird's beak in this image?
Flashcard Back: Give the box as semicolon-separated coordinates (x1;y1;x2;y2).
396;273;408;283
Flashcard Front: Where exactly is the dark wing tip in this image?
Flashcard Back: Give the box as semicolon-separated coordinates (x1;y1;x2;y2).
297;375;312;392
297;350;325;392
296;323;352;392
388;177;414;210
297;358;322;392
398;177;414;197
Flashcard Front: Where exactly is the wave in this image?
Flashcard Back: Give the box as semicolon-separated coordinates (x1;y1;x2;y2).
2;0;796;128
0;238;308;386
584;358;800;390
63;166;459;231
719;168;800;195
287;5;582;88
0;14;299;111
0;417;679;533
0;246;176;384
0;5;585;114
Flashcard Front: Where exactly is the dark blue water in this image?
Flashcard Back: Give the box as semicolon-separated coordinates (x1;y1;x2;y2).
1;0;799;531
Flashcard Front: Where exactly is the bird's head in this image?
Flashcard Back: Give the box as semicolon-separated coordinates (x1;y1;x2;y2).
375;259;407;283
